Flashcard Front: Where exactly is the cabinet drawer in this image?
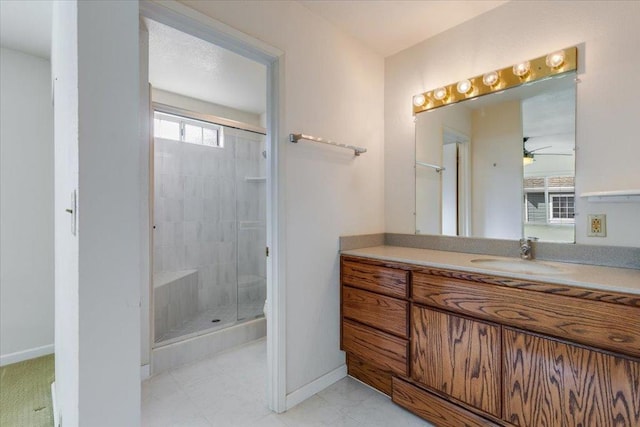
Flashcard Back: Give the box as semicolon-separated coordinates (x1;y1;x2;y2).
392;377;499;427
343;286;408;338
413;272;640;358
342;259;408;299
342;319;408;376
347;354;393;396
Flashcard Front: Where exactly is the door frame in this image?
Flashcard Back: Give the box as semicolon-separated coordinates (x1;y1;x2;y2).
139;0;287;412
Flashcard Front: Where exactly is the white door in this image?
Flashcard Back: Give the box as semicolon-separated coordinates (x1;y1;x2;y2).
441;142;458;235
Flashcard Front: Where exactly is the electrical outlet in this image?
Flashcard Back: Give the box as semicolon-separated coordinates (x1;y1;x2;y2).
587;214;606;237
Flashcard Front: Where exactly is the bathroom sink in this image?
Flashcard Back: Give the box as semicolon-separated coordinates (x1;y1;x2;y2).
470;258;563;275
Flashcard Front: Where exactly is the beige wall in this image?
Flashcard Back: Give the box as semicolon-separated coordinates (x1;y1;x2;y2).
385;0;640;247
180;1;385;393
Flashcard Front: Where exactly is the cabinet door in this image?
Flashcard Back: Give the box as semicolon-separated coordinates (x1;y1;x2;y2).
503;328;640;427
411;305;501;417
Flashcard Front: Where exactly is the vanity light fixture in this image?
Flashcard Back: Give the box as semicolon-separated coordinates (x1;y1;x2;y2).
412;46;577;114
456;79;472;95
512;61;531;78
482;71;499;87
433;87;448;101
546;50;566;69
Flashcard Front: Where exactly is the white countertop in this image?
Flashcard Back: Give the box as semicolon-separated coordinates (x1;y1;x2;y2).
341;246;640;296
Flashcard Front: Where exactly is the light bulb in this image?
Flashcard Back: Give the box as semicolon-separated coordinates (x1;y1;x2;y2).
413;94;426;107
513;61;531;77
433;87;448;101
546;50;565;69
456;79;472;94
482;71;499;87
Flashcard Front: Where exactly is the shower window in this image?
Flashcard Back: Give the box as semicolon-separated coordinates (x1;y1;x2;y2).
154;111;223;148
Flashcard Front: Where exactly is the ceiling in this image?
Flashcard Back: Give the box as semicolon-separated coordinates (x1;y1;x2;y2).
299;0;508;57
0;0;52;59
522;85;576;155
1;1;510;113
0;1;510;61
146;19;267;115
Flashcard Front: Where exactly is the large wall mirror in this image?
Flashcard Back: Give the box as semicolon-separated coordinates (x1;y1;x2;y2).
414;50;577;243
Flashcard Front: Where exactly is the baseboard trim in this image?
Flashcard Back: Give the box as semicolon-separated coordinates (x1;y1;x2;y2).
285;364;347;410
140;364;151;381
51;382;59;427
0;344;54;366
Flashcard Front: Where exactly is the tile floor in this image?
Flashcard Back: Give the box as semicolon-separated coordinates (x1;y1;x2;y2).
142;338;432;426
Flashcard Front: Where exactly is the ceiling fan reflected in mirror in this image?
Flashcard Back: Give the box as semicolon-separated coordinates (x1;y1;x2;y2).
523;136;573;165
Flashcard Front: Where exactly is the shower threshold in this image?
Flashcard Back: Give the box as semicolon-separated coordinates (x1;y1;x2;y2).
154;304;265;348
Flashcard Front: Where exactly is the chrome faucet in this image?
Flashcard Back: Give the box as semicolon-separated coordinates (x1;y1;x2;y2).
519;238;537;260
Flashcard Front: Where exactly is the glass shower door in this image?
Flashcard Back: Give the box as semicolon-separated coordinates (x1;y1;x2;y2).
232;128;267;321
153;115;266;346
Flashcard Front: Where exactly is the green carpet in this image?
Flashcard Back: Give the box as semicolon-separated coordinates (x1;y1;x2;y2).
0;354;54;427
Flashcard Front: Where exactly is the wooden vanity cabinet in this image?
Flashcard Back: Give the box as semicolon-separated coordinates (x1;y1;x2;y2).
340;257;410;395
340;255;640;427
412;270;640;359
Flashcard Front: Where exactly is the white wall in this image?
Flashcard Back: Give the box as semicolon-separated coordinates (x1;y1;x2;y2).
471;101;522;239
0;47;54;365
180;0;385;394
53;1;141;426
52;2;80;424
385;1;640;247
152;87;262;126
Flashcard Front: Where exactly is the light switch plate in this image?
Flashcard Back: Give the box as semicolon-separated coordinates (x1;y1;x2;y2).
587;214;606;237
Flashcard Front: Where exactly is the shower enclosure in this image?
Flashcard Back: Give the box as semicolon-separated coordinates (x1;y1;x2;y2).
152;111;266;346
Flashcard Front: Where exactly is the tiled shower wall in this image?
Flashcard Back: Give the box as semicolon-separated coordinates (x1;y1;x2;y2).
153;127;266;337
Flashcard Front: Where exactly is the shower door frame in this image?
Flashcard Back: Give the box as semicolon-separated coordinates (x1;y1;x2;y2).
139;0;287;413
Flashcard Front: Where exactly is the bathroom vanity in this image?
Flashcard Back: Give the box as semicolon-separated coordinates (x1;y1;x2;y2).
340;246;640;427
